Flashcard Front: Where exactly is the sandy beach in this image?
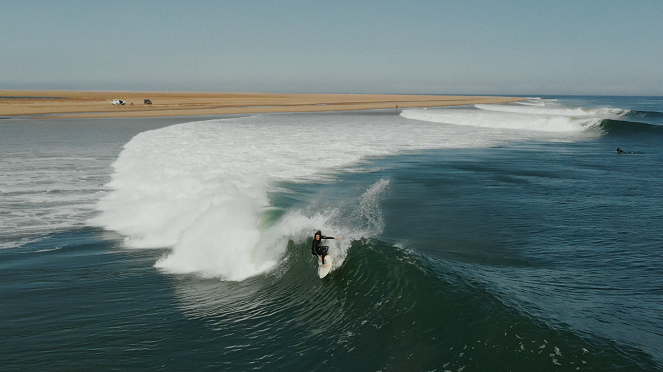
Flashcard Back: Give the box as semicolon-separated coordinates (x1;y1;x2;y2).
0;90;523;118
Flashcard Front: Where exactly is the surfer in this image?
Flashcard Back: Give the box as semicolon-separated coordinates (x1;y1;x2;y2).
616;147;624;153
311;230;339;264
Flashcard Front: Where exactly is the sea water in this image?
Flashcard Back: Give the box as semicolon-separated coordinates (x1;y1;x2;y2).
1;97;662;371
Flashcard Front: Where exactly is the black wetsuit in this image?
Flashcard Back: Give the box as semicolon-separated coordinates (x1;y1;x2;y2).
311;236;334;264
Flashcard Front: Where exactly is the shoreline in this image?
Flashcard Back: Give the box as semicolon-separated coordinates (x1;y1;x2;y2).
0;90;524;119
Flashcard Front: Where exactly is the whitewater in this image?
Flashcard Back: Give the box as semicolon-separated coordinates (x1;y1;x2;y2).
90;101;618;281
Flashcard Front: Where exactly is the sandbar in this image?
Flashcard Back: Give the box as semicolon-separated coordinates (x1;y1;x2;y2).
0;90;524;119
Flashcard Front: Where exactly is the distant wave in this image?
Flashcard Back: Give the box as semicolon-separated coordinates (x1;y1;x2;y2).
401;107;601;132
514;97;557;106
475;103;631;118
401;100;638;133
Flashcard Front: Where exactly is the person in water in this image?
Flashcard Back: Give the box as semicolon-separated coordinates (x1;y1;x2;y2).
311;230;339;264
616;147;624;153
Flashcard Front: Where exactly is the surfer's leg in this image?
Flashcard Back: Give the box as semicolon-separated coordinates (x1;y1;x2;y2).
320;247;328;264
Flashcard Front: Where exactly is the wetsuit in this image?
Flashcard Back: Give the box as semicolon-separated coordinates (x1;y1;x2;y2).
311;235;334;264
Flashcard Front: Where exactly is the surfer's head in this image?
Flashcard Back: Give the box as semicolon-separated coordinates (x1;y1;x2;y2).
315;230;322;240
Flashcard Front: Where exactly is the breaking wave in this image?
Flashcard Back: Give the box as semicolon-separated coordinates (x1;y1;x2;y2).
91;99;649;281
401;100;632;133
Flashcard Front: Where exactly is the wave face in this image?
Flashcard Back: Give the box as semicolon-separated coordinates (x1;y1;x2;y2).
163;238;660;371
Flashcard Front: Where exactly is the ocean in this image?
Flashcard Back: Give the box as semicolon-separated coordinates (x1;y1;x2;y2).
1;96;662;371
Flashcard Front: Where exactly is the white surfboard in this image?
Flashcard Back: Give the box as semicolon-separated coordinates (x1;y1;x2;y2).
318;255;333;278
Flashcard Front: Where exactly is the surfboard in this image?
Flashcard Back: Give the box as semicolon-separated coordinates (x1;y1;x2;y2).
318;254;333;278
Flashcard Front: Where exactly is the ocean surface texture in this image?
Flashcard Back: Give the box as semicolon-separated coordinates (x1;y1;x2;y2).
1;96;662;371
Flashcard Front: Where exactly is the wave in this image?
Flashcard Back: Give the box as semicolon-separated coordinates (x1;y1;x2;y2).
91;101;655;281
400;107;602;132
90;114;409;281
402;100;662;136
623;109;663;128
515;97;558;106
475;103;631;118
90;110;534;282
599;118;663;135
166;236;659;371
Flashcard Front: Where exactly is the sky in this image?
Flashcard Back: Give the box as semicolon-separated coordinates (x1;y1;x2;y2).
2;0;662;96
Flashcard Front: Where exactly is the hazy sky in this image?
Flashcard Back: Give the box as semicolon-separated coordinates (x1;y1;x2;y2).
2;1;662;95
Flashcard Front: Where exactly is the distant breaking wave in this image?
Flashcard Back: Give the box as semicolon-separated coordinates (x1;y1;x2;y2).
475;103;631;118
400;107;601;132
401;101;631;132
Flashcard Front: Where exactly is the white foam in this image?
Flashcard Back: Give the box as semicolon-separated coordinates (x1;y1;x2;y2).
0;155;111;250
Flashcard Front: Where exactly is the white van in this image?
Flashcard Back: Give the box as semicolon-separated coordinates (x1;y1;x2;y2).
111;99;126;105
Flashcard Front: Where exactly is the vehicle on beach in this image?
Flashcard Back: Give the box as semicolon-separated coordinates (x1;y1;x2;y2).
144;99;152;104
111;99;126;105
